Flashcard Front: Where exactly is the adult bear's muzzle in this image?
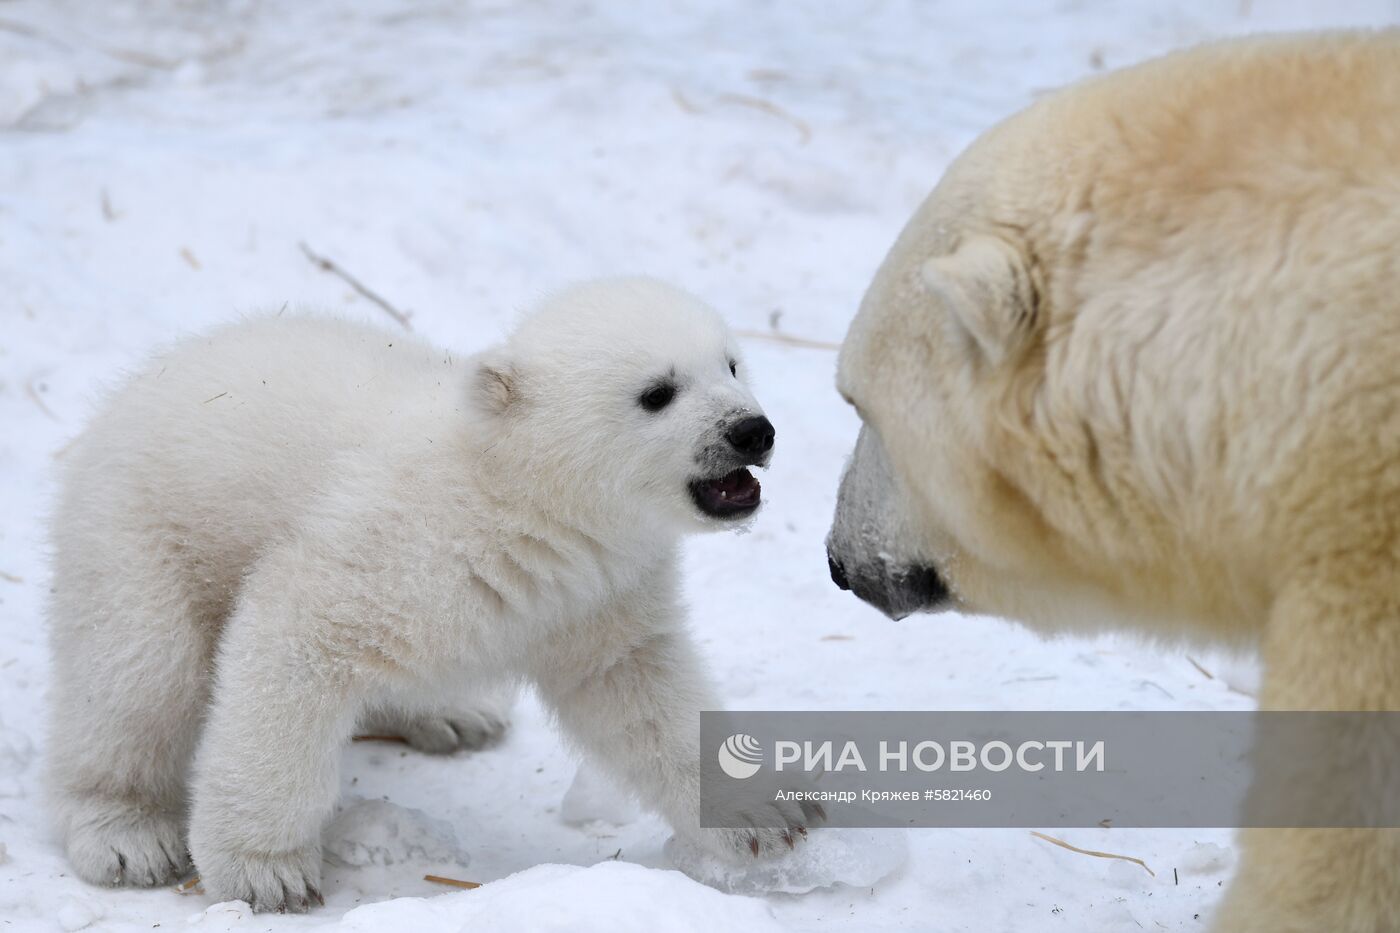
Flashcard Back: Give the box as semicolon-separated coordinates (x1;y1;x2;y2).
825;547;948;621
826;425;952;620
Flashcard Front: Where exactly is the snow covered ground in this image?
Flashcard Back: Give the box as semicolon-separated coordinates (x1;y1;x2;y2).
2;1;1396;930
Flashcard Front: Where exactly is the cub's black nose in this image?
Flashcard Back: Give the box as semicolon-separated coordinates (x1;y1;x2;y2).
828;555;851;591
726;415;775;458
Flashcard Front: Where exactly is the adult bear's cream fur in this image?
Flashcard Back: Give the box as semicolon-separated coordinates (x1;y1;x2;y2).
827;32;1400;932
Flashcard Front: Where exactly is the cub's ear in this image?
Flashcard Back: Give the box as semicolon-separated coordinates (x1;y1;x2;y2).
470;350;520;416
920;234;1039;367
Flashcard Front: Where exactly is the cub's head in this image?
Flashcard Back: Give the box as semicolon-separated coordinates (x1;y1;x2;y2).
471;278;774;533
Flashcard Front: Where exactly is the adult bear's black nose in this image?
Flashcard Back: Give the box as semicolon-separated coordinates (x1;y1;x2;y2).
828;554;851;591
726;415;775;458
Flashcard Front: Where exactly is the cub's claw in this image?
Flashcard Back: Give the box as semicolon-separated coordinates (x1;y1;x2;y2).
197;844;322;913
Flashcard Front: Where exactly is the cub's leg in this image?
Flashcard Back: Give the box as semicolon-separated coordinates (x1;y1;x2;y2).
187;558;366;913
358;684;514;754
47;541;216;888
1213;574;1400;933
531;586;820;859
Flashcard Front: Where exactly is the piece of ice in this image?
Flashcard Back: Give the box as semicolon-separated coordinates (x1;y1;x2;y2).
1178;841;1233;876
323;797;468;869
187;901;251;928
56;899;100;932
560;762;641;827
664;828;908;896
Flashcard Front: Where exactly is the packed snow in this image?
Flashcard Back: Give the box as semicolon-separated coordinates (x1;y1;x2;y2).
559;763;642;829
666;828;908;897
2;1;1395;930
322;798;471;872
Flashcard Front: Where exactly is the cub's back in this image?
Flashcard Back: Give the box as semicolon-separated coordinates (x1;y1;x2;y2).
53;315;465;590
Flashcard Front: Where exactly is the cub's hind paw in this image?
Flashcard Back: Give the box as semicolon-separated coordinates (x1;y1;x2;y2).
400;710;507;753
359;707;508;755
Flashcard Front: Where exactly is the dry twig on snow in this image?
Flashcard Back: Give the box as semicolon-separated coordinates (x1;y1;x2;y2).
25;375;59;421
299;241;412;331
716;92;812;144
734;329;839;351
424;874;482;890
1186;656;1215;680
1030;831;1155;877
669;88;811;143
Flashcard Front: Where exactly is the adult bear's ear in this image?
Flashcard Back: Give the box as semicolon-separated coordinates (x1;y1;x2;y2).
470;350;521;416
920;234;1039;367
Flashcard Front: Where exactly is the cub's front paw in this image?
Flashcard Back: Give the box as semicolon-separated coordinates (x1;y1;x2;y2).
701;795;826;860
63;797;190;887
198;844;323;913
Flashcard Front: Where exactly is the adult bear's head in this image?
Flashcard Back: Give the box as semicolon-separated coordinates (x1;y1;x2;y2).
817;189;1114;622
826;227;1059;622
822;35;1313;640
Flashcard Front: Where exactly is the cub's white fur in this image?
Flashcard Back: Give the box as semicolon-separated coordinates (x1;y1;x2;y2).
47;278;813;910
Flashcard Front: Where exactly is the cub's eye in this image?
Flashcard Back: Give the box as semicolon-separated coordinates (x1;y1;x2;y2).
728;359;737;377
639;382;676;412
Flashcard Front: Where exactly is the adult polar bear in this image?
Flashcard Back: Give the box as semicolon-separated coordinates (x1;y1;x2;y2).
47;279;815;911
826;32;1400;932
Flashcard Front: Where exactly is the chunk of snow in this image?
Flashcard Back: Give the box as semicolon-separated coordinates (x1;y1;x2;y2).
187;901;252;928
56;899;101;932
560;762;641;827
664;828;908;896
323;798;468;869
1179;842;1233;877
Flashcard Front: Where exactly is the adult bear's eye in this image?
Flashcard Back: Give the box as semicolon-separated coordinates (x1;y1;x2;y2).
728;359;737;377
639;381;676;412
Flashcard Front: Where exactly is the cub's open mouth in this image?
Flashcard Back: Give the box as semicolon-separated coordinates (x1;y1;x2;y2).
689;468;761;518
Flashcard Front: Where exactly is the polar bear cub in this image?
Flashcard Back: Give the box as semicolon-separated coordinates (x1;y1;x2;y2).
47;278;817;910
